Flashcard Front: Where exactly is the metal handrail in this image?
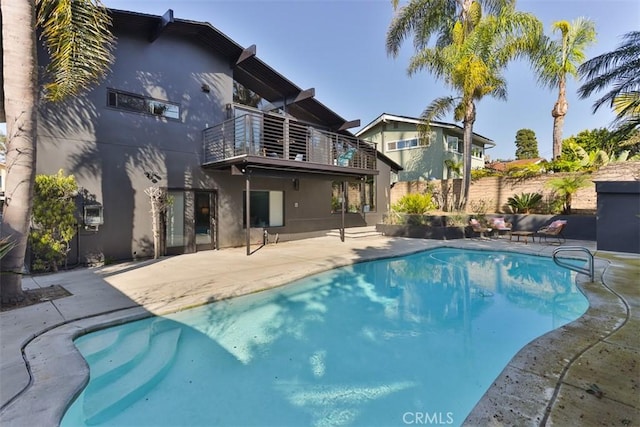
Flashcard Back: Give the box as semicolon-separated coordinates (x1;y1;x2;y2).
552;246;595;281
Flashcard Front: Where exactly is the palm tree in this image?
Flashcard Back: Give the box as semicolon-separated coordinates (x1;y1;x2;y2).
578;31;640;139
1;0;114;304
387;0;541;209
545;174;590;214
531;18;597;159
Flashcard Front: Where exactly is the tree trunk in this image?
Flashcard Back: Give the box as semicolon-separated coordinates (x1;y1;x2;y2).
460;100;476;210
0;0;38;304
151;199;160;259
551;76;568;159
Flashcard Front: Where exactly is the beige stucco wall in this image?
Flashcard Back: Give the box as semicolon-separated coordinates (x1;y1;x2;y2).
390;161;640;213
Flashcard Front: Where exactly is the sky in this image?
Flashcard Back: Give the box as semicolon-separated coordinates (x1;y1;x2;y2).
2;0;638;160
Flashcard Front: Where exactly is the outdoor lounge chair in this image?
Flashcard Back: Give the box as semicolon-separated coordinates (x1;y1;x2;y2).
489;217;512;237
469;218;492;239
336;147;356;166
536;220;567;244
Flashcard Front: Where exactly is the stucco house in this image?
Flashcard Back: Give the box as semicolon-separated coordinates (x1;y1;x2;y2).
356;113;495;182
34;8;400;263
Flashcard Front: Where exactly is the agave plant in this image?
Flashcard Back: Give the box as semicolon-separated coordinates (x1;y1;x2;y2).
507;192;543;214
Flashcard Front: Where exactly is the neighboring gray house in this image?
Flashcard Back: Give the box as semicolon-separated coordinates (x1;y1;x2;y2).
35;9;400;263
356;114;495;181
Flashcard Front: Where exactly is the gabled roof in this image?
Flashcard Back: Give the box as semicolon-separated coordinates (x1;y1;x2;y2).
356;113;496;147
110;9;357;132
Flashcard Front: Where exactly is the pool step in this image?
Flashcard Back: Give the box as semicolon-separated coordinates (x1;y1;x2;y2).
326;226;382;239
80;321;182;425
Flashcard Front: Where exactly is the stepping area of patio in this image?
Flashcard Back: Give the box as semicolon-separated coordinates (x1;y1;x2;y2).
0;234;638;426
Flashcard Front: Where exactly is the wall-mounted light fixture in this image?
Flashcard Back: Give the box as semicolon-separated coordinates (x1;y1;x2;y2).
201;83;210;93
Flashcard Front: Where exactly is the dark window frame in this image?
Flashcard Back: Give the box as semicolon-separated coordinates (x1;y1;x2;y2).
106;88;181;121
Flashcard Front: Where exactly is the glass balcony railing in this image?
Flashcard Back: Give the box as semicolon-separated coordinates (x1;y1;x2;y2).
203;113;377;171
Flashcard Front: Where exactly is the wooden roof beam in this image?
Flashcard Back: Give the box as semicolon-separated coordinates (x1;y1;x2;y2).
236;45;257;65
338;119;361;131
149;9;174;42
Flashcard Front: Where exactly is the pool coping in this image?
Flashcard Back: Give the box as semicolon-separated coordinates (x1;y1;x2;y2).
0;236;637;426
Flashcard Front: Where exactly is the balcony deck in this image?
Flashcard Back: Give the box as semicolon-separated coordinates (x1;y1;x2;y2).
202;113;378;178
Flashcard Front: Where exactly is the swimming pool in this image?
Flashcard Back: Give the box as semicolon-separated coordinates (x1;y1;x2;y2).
61;248;588;426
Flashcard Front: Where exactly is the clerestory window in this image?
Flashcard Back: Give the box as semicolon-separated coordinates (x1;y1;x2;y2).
107;89;180;120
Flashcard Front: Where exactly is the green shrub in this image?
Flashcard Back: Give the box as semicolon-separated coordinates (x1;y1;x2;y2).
471;168;501;180
505;163;544;178
29;170;78;272
544;158;582;172
392;193;437;214
507;192;543;214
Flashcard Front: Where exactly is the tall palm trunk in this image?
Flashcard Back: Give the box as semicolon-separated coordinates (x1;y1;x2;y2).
0;0;38;303
460;100;476;210
551;75;568;159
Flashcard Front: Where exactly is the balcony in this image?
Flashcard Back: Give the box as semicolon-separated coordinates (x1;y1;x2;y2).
202;113;378;177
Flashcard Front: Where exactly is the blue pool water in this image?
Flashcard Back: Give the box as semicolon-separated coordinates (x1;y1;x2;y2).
62;248;588;427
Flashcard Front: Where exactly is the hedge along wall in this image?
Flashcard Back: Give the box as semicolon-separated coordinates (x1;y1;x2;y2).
390;160;640;213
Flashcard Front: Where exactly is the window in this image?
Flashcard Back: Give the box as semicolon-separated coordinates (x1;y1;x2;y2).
107;89;180;120
447;136;461;153
331;179;375;213
471;145;484;158
386;132;435;152
243;190;284;227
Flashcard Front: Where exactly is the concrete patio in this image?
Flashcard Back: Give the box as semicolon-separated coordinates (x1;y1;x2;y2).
0;234;638;426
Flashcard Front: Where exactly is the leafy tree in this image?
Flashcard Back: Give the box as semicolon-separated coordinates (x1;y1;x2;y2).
561;128;620;159
29;170;78;272
578;31;640;139
531;18;597;159
543;158;582;173
545;174;591;214
1;0;114;304
387;0;542;209
514;128;539;159
563;140;631;171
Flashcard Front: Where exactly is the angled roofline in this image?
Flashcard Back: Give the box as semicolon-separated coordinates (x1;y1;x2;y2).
376;151;403;173
356;113;496;148
109;8;358;133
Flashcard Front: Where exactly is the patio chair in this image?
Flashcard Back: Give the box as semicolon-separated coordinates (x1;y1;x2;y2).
489;217;512;237
469;218;492;239
336;147;356;166
536;220;567;244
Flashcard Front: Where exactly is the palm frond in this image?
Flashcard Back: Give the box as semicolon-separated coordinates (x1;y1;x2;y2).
421;96;459;122
37;0;115;102
578;31;640;101
386;0;450;57
578;31;640;133
0;237;16;260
